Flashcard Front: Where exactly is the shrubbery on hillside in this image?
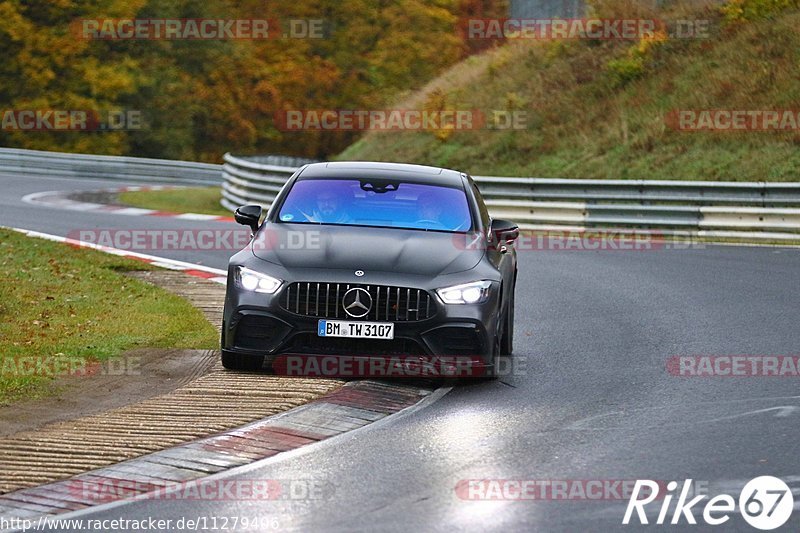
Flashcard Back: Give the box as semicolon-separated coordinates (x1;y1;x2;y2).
339;0;800;181
0;0;507;161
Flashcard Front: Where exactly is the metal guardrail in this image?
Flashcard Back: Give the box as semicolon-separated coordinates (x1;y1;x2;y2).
220;153;316;211
222;153;800;241
0;147;222;186
3;148;796;241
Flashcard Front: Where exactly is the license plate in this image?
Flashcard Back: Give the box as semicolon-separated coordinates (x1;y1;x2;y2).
317;320;394;340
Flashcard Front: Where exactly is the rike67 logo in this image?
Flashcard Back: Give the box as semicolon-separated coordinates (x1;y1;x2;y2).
623;477;794;530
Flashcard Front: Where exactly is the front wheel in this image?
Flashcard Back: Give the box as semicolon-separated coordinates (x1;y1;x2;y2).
484;338;501;380
221;350;265;371
500;295;514;356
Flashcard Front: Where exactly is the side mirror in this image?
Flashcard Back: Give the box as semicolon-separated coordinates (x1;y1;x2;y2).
234;205;262;233
490;219;519;243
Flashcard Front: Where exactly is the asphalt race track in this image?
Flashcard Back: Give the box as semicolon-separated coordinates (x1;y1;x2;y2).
2;173;799;532
1;174;234;270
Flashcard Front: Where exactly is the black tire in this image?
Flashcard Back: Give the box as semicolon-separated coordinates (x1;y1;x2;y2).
221;350;265;371
500;293;514;356
483;335;501;380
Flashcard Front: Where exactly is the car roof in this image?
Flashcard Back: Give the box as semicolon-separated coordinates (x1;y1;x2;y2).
297;161;467;187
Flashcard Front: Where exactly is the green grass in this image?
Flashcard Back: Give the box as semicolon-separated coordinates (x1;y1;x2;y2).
0;228;218;406
338;6;800;181
118;187;232;217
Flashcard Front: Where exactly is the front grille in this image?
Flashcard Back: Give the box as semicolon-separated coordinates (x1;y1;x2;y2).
281;282;435;322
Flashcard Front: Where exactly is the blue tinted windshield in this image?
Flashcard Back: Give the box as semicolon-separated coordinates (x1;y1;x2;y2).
277;179;472;232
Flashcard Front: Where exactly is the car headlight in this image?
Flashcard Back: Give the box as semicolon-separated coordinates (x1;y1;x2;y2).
436;280;492;304
235;266;282;294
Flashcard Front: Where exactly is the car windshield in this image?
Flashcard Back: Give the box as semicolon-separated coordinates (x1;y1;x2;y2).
277;178;473;232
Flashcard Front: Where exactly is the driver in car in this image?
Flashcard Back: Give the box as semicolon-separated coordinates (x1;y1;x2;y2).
305;189;352;224
416;192;447;229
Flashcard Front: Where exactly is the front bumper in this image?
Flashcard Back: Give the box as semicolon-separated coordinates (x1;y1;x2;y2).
222;278;500;378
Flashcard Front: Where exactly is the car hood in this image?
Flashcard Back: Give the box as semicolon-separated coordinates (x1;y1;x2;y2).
252;223;484;277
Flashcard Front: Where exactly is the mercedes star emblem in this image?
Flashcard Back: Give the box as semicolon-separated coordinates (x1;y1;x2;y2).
342;288;372;318
355;270;365;277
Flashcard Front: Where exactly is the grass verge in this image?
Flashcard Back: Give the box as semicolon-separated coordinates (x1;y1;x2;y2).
118;187;232;217
0;228;218;406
